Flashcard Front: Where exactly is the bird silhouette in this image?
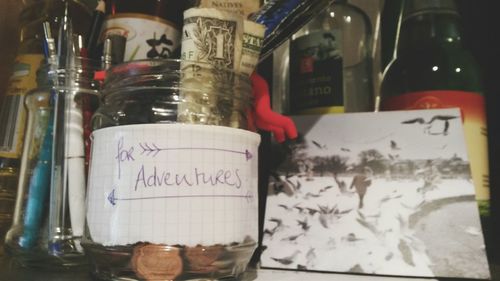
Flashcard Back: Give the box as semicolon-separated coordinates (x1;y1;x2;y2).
344;233;364;242
390;140;401;150
401;117;425;124
281;233;305;242
333;173;347;192
271;250;301;265
263;228;276;237
285;178;302;193
388;153;399;161
312;140;327;149
305;247;317;267
269;217;283;227
341;147;351;152
349;166;373;209
304;191;321;199
297;218;311;231
278;204;292;211
319;185;334;193
293;205;306;213
305;207;319;216
318;204;337;228
264;217;285;237
401;115;459;135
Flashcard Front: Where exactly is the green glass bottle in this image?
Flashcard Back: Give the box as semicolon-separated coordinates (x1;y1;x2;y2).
380;0;489;217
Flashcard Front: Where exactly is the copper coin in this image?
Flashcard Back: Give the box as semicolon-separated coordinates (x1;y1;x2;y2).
184;245;224;273
131;244;183;280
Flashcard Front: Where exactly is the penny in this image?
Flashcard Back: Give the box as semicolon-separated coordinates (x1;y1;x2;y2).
131;244;183;280
184;245;224;273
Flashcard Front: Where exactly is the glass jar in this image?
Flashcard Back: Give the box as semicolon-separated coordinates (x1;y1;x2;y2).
0;0;92;247
83;59;260;281
5;58;100;269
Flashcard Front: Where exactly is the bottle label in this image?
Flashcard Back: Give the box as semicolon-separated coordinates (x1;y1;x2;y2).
289;30;344;114
102;13;181;61
0;54;43;158
382;90;489;207
86;124;260;246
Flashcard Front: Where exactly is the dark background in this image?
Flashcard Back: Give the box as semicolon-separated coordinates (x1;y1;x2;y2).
457;0;500;264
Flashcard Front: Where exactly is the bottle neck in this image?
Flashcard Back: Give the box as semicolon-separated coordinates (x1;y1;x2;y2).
396;9;463;56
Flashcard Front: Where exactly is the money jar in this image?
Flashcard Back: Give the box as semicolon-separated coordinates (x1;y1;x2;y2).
82;59;260;281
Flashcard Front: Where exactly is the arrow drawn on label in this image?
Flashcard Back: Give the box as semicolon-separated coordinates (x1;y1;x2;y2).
139;142;253;161
107;189;254;206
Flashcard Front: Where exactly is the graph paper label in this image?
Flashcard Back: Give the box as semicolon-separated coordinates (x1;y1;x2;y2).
86;124;260;246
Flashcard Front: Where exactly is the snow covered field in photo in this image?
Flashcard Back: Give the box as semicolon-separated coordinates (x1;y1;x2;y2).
261;176;488;278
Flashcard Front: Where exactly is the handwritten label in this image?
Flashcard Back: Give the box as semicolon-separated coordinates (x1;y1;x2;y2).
86;124;260;246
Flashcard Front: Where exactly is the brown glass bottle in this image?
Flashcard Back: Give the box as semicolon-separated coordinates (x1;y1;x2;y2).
102;0;195;61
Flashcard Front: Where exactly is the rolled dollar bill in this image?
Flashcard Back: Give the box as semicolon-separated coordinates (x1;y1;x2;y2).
179;8;244;126
228;20;264;128
198;0;261;18
240;20;265;76
181;7;243;71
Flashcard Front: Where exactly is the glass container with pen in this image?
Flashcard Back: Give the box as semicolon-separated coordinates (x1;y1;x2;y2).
0;0;92;246
5;23;100;267
82;59;260;281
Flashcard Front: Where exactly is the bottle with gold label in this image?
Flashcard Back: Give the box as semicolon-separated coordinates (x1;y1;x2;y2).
102;0;195;61
380;0;489;216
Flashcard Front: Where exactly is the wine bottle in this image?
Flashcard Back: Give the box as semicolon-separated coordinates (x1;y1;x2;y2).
380;0;490;218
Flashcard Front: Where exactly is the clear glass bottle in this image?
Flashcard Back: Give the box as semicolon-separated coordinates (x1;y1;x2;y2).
379;0;489;218
4;63;54;265
5;57;100;268
83;59;260;281
274;0;373;114
0;0;92;246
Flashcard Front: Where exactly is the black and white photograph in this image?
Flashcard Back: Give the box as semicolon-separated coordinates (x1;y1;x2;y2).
260;108;490;279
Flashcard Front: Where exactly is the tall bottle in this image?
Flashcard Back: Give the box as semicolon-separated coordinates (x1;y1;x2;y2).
274;0;373;115
380;0;489;216
101;0;194;61
0;0;91;244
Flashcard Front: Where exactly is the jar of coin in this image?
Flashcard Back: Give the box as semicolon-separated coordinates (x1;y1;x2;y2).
82;59;260;280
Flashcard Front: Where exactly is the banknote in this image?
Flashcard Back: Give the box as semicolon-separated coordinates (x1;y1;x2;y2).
181;8;243;71
240;20;265;76
198;0;261;18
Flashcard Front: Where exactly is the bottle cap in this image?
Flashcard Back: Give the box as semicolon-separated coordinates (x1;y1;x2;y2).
403;0;459;20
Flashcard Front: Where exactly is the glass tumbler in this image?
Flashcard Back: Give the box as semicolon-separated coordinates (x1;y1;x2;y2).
5;58;99;268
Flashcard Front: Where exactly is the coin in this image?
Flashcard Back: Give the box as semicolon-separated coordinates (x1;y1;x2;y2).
131;244;183;280
184;245;224;273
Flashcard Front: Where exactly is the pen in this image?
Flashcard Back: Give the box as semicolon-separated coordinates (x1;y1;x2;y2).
16;21;56;249
49;3;86;253
19;115;53;249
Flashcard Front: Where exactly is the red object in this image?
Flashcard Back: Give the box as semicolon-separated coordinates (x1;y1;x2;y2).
300;56;314;74
250;72;298;143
